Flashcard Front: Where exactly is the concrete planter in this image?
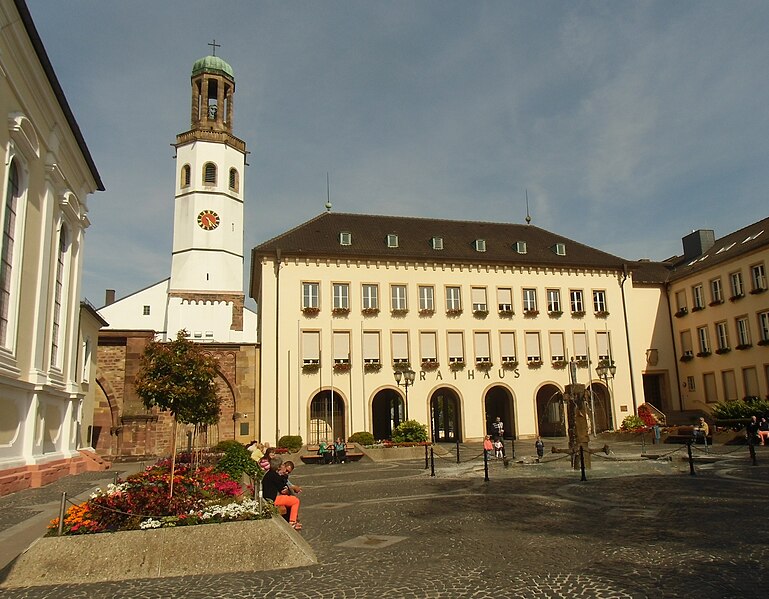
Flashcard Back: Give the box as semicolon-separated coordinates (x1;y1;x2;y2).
1;518;316;588
363;445;430;462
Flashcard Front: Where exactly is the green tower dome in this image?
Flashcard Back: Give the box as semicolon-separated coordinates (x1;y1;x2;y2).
191;55;235;79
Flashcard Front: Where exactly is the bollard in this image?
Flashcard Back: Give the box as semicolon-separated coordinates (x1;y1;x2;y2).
113;471;118;485
579;446;587;481
483;447;489;482
749;443;758;466
430;446;435;477
425;444;429;470
687;440;695;475
510;438;515;460
57;491;67;536
456;438;460;464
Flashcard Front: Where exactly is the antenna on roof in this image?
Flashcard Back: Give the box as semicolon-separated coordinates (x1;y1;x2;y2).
325;172;332;212
525;189;532;225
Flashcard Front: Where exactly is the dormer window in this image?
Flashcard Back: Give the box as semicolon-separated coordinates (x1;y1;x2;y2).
553;243;566;256
515;241;527;254
339;231;352;246
474;239;486;252
387;233;399;248
431;236;444;250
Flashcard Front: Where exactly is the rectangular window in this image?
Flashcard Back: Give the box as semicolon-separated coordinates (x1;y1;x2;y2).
703;372;718;403
362;284;379;310
387;233;398;248
515;241;527;254
570;289;584;313
596;331;610;361
497;287;512;313
730;271;744;298
692;285;704;309
722;370;737;401
751;263;766;291
333;283;349;310
143;305;150;316
680;330;693;358
301;330;320;364
759;311;769;342
362;331;380;364
446;286;462;311
687;376;695;391
391;331;409;364
391;285;407;311
339;231;352;246
675;290;687;312
447;331;464;362
474;331;491;363
302;282;319;309
710;278;723;304
524;332;541;362
418;286;434;312
716;321;729;350
500;331;516;363
523;288;537;312
547;289;561;313
743;367;759;398
573;331;587;361
420;331;438;364
549;332;565;361
593;290;607;313
697;326;710;354
736;317;751;346
333;331;351;364
471;287;488;313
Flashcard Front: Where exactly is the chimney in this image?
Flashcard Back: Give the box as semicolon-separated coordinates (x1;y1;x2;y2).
105;289;116;306
682;229;715;260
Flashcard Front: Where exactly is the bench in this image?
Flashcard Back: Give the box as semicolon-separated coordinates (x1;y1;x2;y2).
664;425;713;445
300;443;364;464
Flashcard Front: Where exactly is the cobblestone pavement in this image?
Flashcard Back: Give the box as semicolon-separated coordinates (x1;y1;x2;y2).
2;444;768;598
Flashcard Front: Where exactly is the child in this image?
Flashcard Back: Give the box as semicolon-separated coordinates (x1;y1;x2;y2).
483;435;493;459
493;438;504;459
535;436;544;462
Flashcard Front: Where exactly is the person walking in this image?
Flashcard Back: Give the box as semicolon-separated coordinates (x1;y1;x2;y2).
535;436;544;462
746;415;760;446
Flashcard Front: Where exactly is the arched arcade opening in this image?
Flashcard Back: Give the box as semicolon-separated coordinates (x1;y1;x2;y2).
309;390;346;444
430;387;462;443
536;384;565;437
371;388;404;441
484;385;516;439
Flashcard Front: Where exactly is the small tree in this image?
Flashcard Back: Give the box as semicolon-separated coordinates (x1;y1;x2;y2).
392;420;428;443
134;330;220;496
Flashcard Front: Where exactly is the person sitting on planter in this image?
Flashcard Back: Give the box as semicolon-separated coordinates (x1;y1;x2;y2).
759;417;769;446
261;457;302;530
318;440;333;464
334;437;347;463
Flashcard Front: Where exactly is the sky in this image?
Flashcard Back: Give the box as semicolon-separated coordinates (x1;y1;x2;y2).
27;1;769;309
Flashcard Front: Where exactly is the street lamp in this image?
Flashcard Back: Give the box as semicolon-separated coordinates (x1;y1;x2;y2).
394;368;415;422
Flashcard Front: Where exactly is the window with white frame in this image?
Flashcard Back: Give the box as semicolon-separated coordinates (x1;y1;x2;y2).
743;367;759;397
751;263;766;291
697;326;710;354
524;332;541;362
573;331;588;361
339;231;352;246
333;331;351;364
736;316;751;346
515;241;527;254
474;239;486;252
497;287;512;313
386;233;398;248
759;311;769;343
391;285;407;311
549;332;565;361
680;330;693;358
420;331;438;364
431;236;443;250
722;370;737;401
301;330;320;365
703;372;717;403
446;286;461;311
362;331;381;365
547;289;561;313
333;283;349;310
362;284;378;310
0;160;22;347
447;331;464;362
730;271;744;298
474;331;491;363
471;287;488;313
716;321;729;350
570;289;584;313
692;284;704;309
596;331;610;361
418;285;434;311
523;288;537;312
593;290;607;313
391;331;409;364
302;282;319;309
687;376;695;390
500;331;516;363
710;278;723;303
50;225;69;368
142;305;151;316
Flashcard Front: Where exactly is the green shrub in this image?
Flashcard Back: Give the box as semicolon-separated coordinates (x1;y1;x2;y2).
213;439;243;452
214;441;261;482
392;420;428;443
711;397;769;420
277;435;303;452
620;415;646;431
348;431;375;445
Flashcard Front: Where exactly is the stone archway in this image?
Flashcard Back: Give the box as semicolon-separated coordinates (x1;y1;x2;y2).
309;390;346;445
430;387;462;443
371;388;404;441
588;383;613;433
536;384;565;437
484;385;516;439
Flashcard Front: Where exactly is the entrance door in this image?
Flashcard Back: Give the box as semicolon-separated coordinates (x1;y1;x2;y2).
372;388;404;441
643;374;665;411
484;386;515;439
430;388;461;442
536;384;565;437
309;390;345;444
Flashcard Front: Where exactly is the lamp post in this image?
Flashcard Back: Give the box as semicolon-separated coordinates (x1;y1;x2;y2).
394;368;415;422
595;360;617;430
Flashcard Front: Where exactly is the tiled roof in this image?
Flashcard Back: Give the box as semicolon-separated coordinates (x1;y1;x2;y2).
666;215;769;281
627;260;672;285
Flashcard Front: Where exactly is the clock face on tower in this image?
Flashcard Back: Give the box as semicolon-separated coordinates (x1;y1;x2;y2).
197;210;220;231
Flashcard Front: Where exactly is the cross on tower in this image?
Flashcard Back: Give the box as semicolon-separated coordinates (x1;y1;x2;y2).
208;39;221;56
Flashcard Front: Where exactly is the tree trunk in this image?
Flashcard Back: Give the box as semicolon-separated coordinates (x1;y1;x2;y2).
169;418;178;498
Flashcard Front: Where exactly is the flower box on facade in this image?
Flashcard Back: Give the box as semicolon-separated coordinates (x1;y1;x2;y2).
523;310;539;317
501;360;519;369
750;287;767;295
696;351;712;357
475;361;492;370
735;343;752;351
715;347;731;355
679;354;694;362
691;305;705;312
393;361;411;371
758;339;769;347
302;307;320;316
333;362;352;373
449;361;465;371
418;309;435;317
575;359;589;368
391;309;409;317
548;311;563;318
332;308;350;316
709;299;724;306
571;311;586;318
729;294;745;302
527;360;542;368
446;309;463;317
361;307;380;316
551;359;567;369
595;310;610;318
421;360;439;370
498;309;514;318
674;308;688;318
364;362;382;373
302;363;320;373
473;309;489;318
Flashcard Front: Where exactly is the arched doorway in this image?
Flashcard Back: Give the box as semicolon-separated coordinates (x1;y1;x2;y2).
309;390;345;444
536;384;565;437
588;383;613;433
371;388;404;441
484;385;515;439
430;388;462;443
